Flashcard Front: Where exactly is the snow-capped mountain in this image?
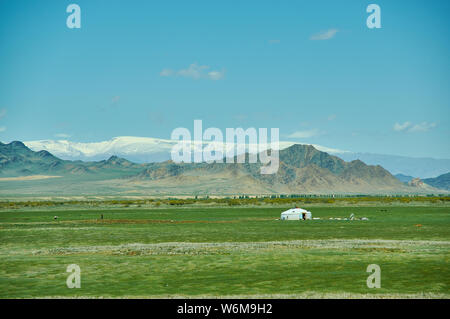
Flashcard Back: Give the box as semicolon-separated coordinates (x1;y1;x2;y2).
23;136;346;163
24;137;177;163
22;136;450;178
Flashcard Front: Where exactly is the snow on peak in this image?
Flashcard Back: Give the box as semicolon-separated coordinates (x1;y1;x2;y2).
23;136;346;163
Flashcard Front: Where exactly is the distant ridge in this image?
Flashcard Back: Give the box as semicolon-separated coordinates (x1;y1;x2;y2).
22;136;346;162
337;152;450;179
395;174;415;183
21;137;450;178
0;140;145;178
1;140;445;196
423;173;450;191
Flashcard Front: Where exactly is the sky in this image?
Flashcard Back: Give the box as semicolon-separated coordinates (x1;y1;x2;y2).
0;0;449;158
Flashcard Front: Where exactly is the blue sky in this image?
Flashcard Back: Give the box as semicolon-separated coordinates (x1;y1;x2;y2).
0;0;449;158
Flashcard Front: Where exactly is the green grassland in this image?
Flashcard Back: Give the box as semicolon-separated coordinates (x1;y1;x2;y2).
0;205;449;298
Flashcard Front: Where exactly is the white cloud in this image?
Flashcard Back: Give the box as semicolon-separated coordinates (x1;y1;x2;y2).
178;63;209;79
310;29;338;40
55;133;71;139
160;69;174;77
287;129;322;139
0;126;6;132
409;122;437;132
393;121;436;133
160;63;225;80
207;70;224;80
393;121;412;132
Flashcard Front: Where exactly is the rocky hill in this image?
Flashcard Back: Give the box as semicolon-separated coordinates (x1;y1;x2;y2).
0;141;443;196
133;144;420;194
423;173;450;191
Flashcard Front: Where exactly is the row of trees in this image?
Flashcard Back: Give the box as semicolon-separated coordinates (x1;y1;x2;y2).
0;195;448;209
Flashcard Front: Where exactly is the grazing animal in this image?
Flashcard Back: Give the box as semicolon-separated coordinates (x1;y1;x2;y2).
54;216;58;220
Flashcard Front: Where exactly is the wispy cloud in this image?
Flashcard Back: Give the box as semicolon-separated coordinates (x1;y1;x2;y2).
207;70;224;81
0;108;6;119
287;128;322;139
55;133;71;139
310;29;338;40
409;122;437;132
0;126;6;132
393;122;412;131
160;63;225;80
177;63;209;79
393;121;437;132
159;69;174;77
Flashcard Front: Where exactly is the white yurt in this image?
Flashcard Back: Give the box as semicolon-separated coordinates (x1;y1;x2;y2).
281;207;312;220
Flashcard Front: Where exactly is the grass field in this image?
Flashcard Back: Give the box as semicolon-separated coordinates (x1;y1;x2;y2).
0;205;449;298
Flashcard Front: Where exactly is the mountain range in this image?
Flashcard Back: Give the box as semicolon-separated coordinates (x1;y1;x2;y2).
336;152;450;179
423;173;450;191
22;137;450;179
22;137;345;163
0;141;446;197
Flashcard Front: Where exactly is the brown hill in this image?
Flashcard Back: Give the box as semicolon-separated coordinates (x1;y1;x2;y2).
1;141;442;195
132;144;420;194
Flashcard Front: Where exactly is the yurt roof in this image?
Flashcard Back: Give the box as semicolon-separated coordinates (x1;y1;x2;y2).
281;208;309;214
